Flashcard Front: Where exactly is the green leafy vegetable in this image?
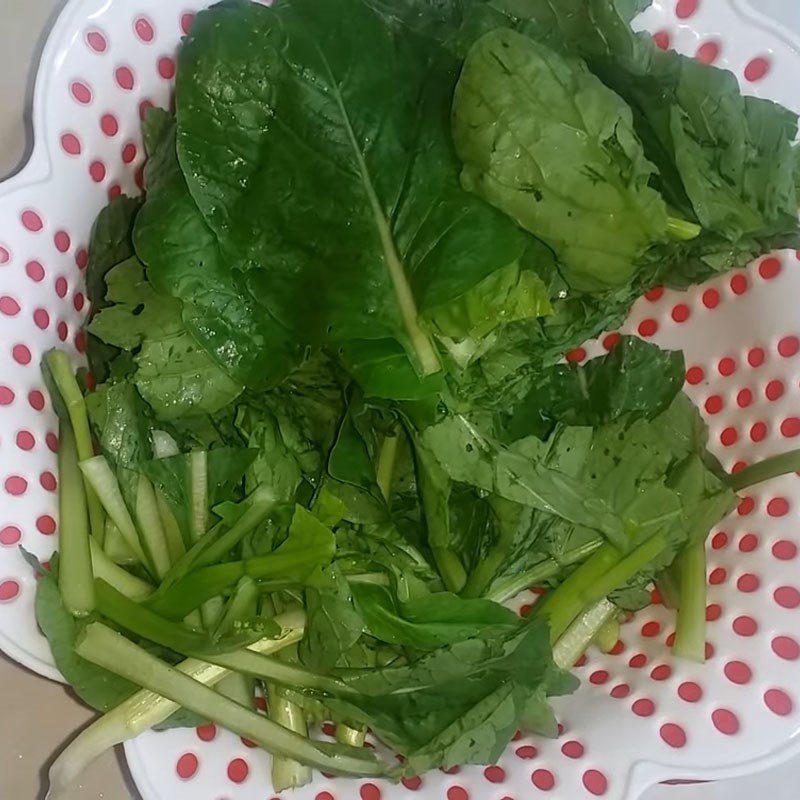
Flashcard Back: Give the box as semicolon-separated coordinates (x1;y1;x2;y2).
173;0;532;385
352;584;518;649
453;28;667;290
35;570;136;711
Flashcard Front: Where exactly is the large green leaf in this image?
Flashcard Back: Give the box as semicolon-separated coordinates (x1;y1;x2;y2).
174;0;530;383
134;114;301;389
327;617;576;773
453;28;667;290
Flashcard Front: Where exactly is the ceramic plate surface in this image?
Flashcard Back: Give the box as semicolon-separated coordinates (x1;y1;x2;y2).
1;1;799;798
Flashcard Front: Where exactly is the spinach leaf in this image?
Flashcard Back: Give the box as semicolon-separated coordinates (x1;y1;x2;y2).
89;258;244;420
36;571;136;711
352;584;518;649
86;381;152;473
86;195;142;313
453;28;667;290
502;336;685;439
135;332;244;421
427;261;552;340
492;0;800;262
134;113;301;389
85;194;142;381
237;355;346;498
342;339;444;401
420;414;624;543
327;617;576;772
175;0;530;382
88;258;183;350
299;565;364;672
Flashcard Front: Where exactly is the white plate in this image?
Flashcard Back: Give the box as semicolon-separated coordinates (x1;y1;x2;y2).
1;1;799;798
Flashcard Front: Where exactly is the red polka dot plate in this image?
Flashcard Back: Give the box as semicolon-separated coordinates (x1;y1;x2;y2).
1;0;800;799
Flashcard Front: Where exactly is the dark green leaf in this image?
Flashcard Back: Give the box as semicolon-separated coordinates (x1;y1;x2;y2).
352;584;518;649
326;617;576;772
502;336;685;439
35;571;136;711
300;566;364;672
175;0;530;384
453;28;667;290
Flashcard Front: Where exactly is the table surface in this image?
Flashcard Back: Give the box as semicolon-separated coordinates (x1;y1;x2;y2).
1;1;799;799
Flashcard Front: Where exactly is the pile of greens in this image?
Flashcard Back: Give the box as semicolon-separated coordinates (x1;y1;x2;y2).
39;0;800;795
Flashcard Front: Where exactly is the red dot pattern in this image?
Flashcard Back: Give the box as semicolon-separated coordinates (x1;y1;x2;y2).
115;65;135;90
676;0;699;19
696;40;720;64
653;31;671;51
767;498;789;517
86;30;107;53
633;699;655;717
778;336;799;357
772;636;800;661
772;540;797;560
483;766;505;783
733;616;758;637
134;16;155;43
774;586;800;609
175;753;198;780
764;689;794;716
660;723;687;748
712;709;740;735
226;758;249;783
531;769;555;791
724;660;752;685
0;527;21;547
678;682;703;703
158;56;176;79
745;56;771;82
730;273;748;295
685;365;704;385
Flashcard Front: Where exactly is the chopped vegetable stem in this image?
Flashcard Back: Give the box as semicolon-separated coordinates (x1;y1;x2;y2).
594;615;620;653
728;448;800;491
376;434;399;502
666;216;702;241
134;474;172;578
102;518;140;565
671;541;708;662
189;450;209;543
95;579;259;655
552;599;617;669
431;546;467;594
156;490;186;563
193;486;278;569
269;684;313;791
80;456;148;567
45;350;105;541
57;424;96;617
207;648;354;696
148;538;334;620
336;723;368;749
486;539;605;604
75;623;385;776
537;534;668;642
46;628;303;798
89;539;154;601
